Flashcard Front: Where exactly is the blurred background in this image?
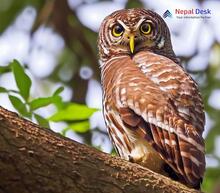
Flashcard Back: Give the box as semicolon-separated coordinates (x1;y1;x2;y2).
0;0;219;192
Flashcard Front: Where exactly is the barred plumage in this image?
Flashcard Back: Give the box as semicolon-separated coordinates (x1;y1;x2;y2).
98;8;205;189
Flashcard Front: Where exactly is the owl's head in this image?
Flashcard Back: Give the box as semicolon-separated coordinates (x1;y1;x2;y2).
98;8;177;63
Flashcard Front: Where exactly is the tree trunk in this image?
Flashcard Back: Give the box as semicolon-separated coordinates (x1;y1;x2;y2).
0;106;202;193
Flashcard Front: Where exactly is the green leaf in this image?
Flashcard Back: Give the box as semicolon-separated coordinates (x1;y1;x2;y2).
9;95;30;117
0;65;10;74
53;86;64;96
11;60;32;101
49;103;98;122
52;96;63;110
29;96;60;111
0;87;8;93
69;121;90;133
34;114;50;128
61;127;69;136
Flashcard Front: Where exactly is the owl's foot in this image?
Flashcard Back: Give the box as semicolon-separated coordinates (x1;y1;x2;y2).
128;153;147;163
128;155;135;162
128;152;165;174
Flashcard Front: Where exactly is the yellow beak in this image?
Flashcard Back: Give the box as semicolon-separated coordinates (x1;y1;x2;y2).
129;34;135;53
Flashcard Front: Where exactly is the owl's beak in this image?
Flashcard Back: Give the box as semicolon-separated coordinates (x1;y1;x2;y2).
129;34;135;53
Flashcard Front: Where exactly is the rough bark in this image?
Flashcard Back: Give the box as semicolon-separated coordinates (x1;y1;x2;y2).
0;106;202;193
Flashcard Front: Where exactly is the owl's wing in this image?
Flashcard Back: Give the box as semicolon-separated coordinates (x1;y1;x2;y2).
116;51;205;187
133;51;205;133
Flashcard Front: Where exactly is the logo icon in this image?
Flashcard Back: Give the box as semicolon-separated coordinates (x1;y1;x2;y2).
163;10;172;18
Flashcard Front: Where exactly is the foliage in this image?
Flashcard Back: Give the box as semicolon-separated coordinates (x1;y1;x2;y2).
202;167;220;192
49;103;97;122
0;60;98;133
0;0;44;33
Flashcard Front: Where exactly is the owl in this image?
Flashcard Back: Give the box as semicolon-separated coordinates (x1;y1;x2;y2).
98;8;205;189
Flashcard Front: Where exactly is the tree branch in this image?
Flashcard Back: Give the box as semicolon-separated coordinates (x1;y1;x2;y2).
0;106;202;193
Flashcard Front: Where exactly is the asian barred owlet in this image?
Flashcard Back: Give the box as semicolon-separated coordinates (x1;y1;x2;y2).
98;8;205;189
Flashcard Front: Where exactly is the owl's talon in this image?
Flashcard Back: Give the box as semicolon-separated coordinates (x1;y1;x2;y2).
128;155;134;162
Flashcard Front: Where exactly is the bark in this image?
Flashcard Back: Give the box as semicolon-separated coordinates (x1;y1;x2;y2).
0;106;202;193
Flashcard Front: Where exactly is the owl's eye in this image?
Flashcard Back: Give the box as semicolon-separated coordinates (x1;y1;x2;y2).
140;22;152;35
112;24;124;37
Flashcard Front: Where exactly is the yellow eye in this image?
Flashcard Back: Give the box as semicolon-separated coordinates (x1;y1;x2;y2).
112;24;124;37
140;23;152;35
